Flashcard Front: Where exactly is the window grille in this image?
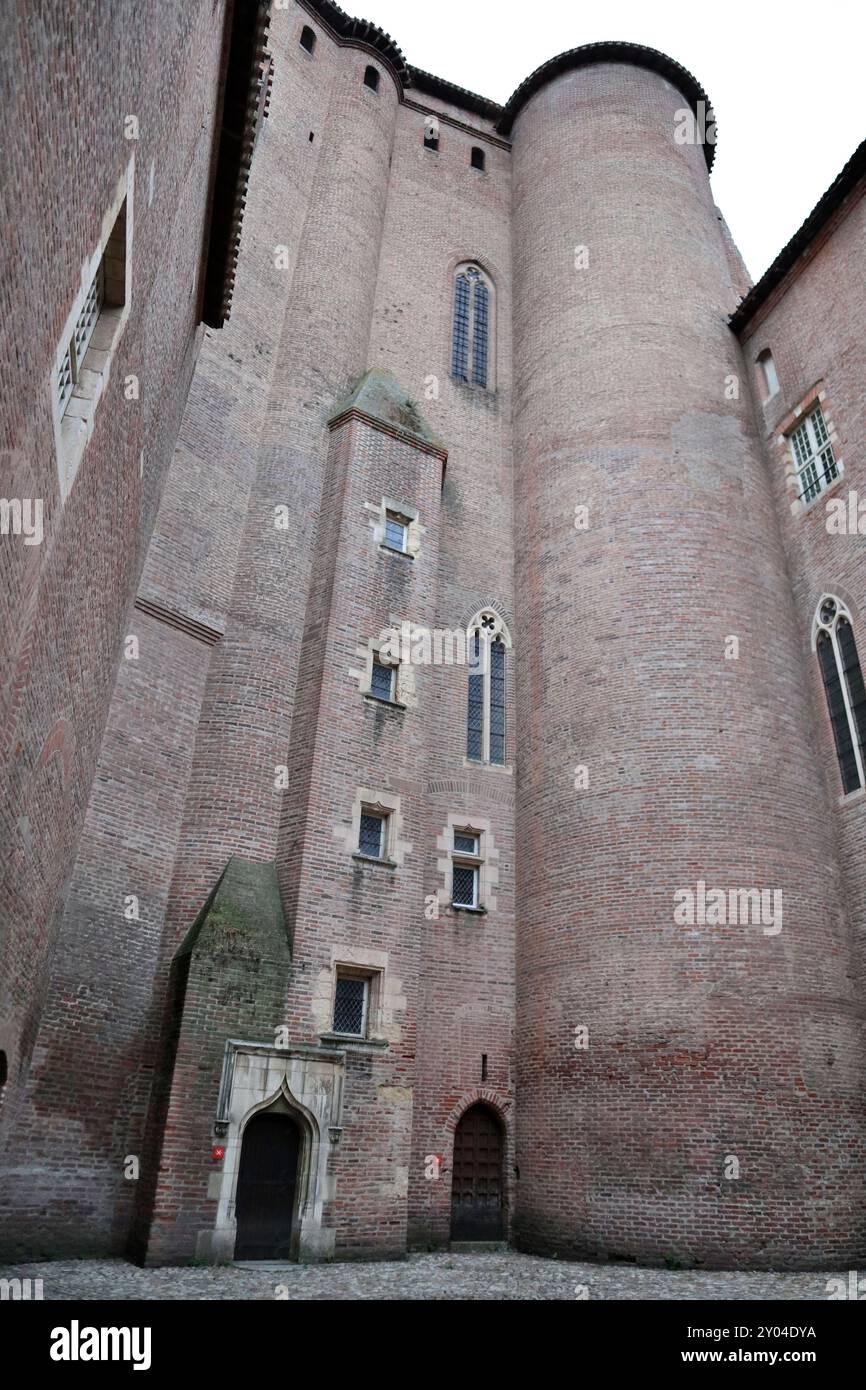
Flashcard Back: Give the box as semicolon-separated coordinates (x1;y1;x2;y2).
333;975;368;1036
370;659;395;701
452;274;471;381
452;863;478;908
452;266;491;389
790;405;838;504
56;262;104;416
466;615;507;764
358;812;385;858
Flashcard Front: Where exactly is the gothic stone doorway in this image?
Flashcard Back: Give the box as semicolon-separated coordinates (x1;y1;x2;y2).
450;1103;504;1240
234;1110;301;1260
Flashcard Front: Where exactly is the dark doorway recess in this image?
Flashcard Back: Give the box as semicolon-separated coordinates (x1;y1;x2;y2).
234;1111;300;1260
450;1103;504;1240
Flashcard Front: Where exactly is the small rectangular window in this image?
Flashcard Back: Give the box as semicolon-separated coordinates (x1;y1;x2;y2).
333;974;369;1036
471;146;485;171
358;811;386;859
384;513;409;552
789;404;838;504
454;831;479;855
370;659;395;702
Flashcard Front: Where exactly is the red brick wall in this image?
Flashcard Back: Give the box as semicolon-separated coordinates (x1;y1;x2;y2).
738;184;866;1003
0;0;227;1201
509;62;866;1267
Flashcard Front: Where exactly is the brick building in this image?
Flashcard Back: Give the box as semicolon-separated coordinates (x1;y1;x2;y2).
1;0;864;1268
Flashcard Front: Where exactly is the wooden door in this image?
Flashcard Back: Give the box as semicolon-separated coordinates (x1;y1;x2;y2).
450;1104;504;1240
234;1111;300;1260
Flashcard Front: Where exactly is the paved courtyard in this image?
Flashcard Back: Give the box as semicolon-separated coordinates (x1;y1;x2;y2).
0;1251;847;1300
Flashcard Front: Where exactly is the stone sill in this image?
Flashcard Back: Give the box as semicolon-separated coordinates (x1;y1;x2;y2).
449;904;487;916
363;694;406;711
379;543;415;560
318;1033;389;1051
351;853;398;870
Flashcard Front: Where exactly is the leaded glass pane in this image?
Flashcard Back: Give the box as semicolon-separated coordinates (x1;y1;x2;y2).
489;638;505;764
452;863;477;907
370;661;393;701
452;274;470;380
467;631;483;759
473;280;488;388
333;976;366;1035
358;812;384;858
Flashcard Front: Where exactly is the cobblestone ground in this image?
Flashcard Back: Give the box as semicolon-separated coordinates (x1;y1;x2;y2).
0;1252;845;1300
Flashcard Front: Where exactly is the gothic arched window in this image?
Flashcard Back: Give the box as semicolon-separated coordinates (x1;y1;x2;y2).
452;264;492;389
467;610;510;765
814;596;866;795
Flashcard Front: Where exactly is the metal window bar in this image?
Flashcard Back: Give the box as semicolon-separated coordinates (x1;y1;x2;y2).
791;406;838;503
489;638;506;764
333;975;367;1035
452;274;470;380
467;631;484;759
358;812;384;858
452;863;478;908
472;280;489;388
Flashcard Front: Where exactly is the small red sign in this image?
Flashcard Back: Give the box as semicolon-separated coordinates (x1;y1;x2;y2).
212;1145;225;1162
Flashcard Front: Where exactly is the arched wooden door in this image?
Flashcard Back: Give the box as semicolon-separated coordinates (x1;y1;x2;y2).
450;1104;504;1240
234;1111;300;1260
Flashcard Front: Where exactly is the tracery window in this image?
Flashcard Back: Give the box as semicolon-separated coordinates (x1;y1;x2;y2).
814;596;866;795
452;264;492;389
466;610;509;765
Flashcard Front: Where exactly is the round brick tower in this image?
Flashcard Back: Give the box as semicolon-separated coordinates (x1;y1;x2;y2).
507;46;866;1267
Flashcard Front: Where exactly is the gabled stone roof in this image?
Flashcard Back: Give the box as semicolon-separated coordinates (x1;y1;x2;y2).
329;368;446;456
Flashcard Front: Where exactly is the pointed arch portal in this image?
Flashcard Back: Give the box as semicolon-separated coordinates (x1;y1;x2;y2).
234;1109;301;1260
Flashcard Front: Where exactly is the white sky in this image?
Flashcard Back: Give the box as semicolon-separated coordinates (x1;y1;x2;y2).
351;0;865;281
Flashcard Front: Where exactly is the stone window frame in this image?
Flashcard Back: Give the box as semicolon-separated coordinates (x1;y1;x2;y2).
353;629;415;710
451;825;484;912
335;786;410;869
774;383;845;518
465;608;511;768
433;811;500;918
366;495;423;560
317;944;397;1049
299;23;316;54
50;155;135;502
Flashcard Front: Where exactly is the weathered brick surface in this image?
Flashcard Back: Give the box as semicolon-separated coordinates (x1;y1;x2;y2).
3;3;864;1269
738;185;866;1002
0;0;227;1205
510;63;866;1267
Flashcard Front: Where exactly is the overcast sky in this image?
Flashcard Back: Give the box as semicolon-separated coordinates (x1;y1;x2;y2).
350;0;864;282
